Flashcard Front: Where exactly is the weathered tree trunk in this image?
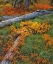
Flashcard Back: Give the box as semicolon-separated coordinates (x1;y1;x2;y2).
25;0;29;10
50;0;53;5
0;10;52;28
13;0;18;8
1;60;11;64
0;37;19;64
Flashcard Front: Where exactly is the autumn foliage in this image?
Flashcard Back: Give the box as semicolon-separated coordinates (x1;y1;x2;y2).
42;34;53;48
0;3;53;16
0;0;53;63
0;20;52;64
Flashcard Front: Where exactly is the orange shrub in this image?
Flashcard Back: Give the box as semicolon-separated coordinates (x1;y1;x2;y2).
43;4;52;10
42;34;53;48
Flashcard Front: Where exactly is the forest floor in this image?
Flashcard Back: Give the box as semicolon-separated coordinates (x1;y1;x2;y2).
0;13;53;64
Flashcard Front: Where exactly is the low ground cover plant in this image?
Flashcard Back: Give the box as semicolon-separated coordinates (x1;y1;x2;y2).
0;14;53;64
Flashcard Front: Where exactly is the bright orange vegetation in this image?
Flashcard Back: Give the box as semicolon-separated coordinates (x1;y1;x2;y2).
42;34;53;48
35;3;53;10
20;21;51;34
0;3;53;16
21;55;29;62
30;53;51;64
0;6;25;16
29;3;53;11
0;21;52;64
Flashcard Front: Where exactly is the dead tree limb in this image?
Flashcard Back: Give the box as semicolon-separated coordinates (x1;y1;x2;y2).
0;10;52;28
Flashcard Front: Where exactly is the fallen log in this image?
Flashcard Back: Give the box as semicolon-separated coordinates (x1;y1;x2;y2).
0;60;11;64
0;10;53;27
0;37;19;64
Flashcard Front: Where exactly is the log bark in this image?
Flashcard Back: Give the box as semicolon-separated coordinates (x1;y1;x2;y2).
0;10;53;28
13;0;18;8
25;0;29;10
0;37;19;64
0;60;11;64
